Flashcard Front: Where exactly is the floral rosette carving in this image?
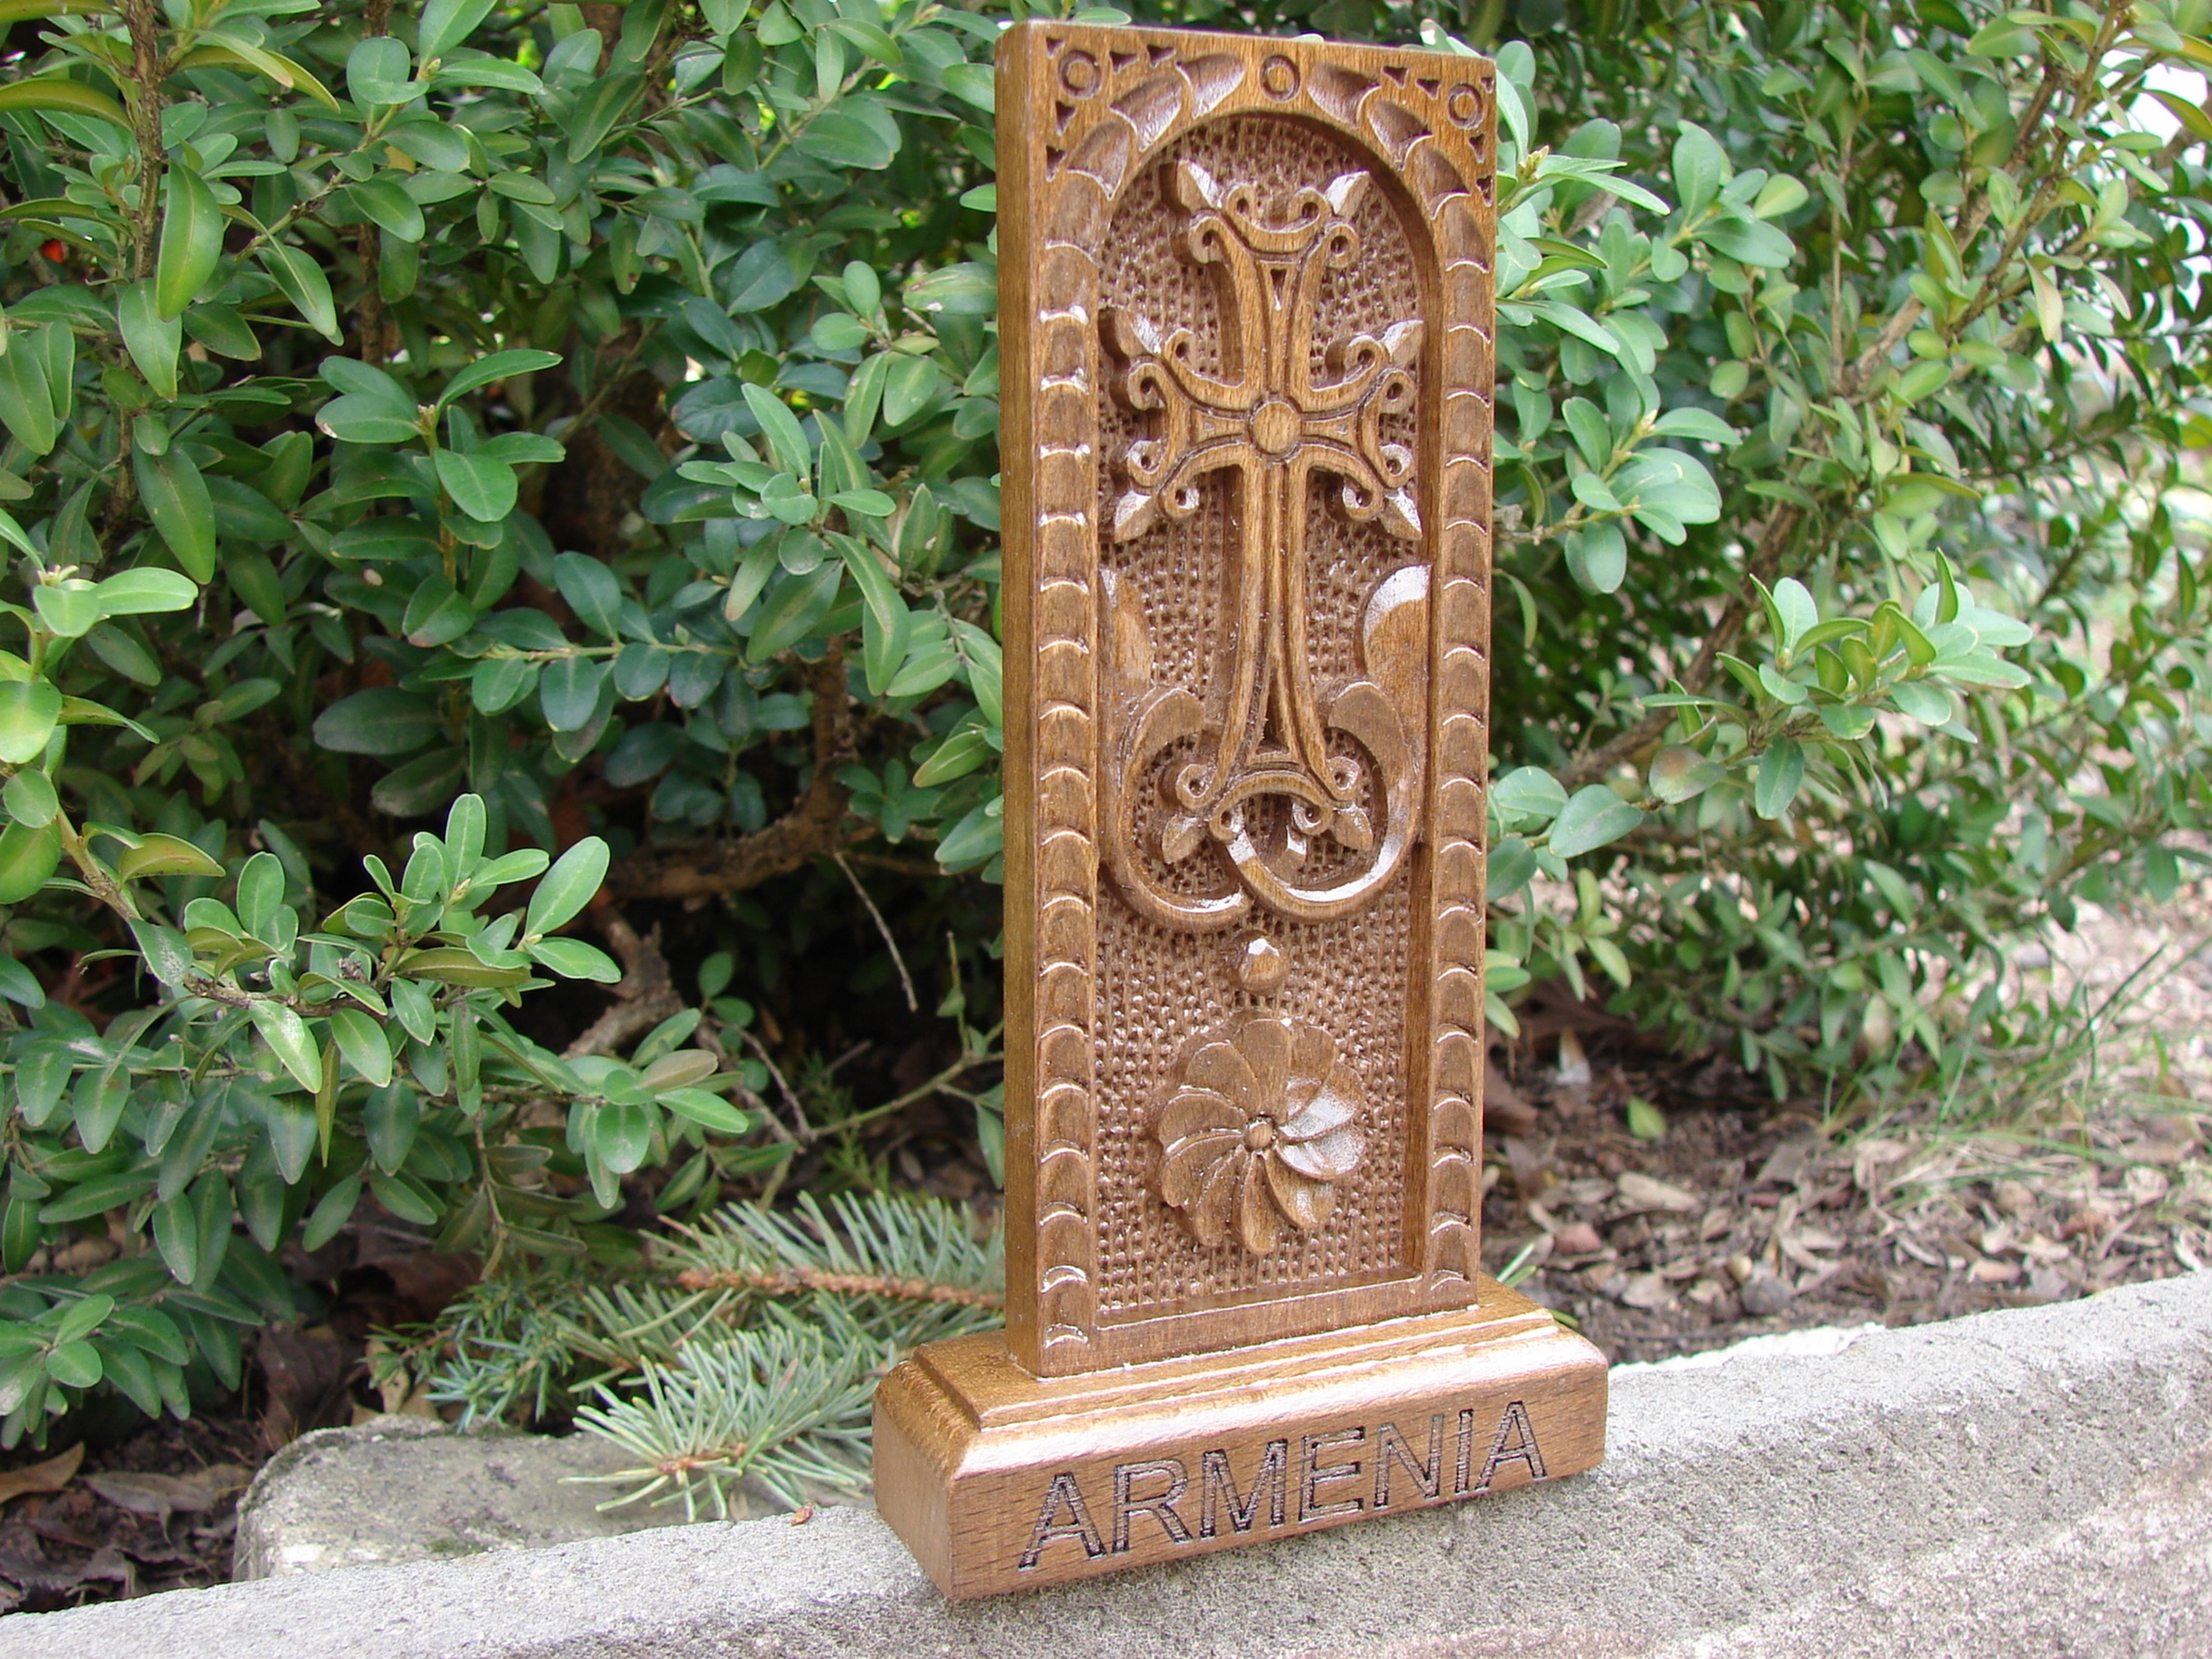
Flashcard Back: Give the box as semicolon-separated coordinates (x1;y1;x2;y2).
1156;1017;1368;1254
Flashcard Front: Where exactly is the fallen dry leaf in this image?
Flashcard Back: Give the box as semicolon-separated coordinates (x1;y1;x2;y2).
1992;1179;2038;1218
2019;1234;2073;1264
257;1324;352;1449
84;1465;249;1524
1969;1256;2022;1284
2124;1166;2171;1206
789;1503;816;1525
1615;1171;1701;1214
1550;1221;1604;1256
0;1443;82;1509
74;1545;133;1597
0;1533;82;1594
1778;1233;1832;1274
1483;1054;1539;1139
1554;1029;1594;1088
1793;1225;1847;1251
49;1238;118;1273
1895;1233;1946;1268
1501;1136;1550;1200
2062;1203;2116;1240
1755;1133;1822;1187
1617;1272;1673;1310
1851;1138;1909;1192
1739;1266;1794;1316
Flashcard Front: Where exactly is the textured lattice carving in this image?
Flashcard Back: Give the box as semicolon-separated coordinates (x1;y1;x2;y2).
1102;159;1424;932
1001;25;1497;1376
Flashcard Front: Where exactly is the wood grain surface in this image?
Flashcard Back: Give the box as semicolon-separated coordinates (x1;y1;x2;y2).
874;1279;1606;1598
871;21;1604;1598
998;19;1504;1379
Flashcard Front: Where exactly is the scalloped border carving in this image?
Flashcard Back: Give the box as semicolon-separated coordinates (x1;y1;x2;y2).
1000;23;1496;1376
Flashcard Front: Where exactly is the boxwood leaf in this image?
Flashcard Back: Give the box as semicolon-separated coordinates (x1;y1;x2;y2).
536;656;606;732
552;551;623;639
1754;736;1807;820
313;688;441;756
1548;786;1646;857
0;821;59;902
250;1002;325;1094
117;280;180;400
127;446;212;581
440;348;563;409
0;680;62;764
526;837;609;937
329;1007;394;1087
260;242;341;342
746;563;843;662
155;161;222;319
434;449;518;522
345;177;425;243
527;936;622;981
1649;745;1728;803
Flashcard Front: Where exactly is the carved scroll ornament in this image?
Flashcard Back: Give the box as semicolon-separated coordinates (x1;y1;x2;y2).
1000;25;1500;1375
872;31;1610;1606
1102;160;1425;932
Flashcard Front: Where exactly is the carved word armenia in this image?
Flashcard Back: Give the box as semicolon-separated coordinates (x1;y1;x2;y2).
1020;1399;1548;1571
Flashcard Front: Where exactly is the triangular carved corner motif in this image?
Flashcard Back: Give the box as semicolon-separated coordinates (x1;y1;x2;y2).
1307;61;1380;124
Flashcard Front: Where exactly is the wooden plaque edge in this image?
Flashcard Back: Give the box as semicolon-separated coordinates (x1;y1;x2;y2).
875;1284;1607;1598
997;20;1502;1377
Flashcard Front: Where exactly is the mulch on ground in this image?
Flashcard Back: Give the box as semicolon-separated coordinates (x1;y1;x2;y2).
0;1409;262;1613
1477;1006;2209;1365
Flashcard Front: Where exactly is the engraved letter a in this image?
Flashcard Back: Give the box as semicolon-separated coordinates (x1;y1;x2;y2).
1020;1471;1107;1570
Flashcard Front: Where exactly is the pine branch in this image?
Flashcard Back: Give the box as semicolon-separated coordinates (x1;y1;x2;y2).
568;1325;878;1520
670;1263;1002;1308
560;1194;1004;1512
658;1190;1005;1311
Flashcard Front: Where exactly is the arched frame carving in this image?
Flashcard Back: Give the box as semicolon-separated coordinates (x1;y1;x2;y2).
998;21;1497;1376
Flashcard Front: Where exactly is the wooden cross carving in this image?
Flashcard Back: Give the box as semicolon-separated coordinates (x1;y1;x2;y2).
873;23;1607;1599
1103;159;1425;927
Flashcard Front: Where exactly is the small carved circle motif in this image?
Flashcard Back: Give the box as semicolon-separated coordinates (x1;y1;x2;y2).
1251;397;1301;456
1444;81;1486;129
1059;48;1101;96
1156;1017;1368;1255
1234;933;1288;995
1259;54;1300;100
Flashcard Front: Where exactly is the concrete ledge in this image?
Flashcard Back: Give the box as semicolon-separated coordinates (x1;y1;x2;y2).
7;1272;2209;1659
232;1416;715;1579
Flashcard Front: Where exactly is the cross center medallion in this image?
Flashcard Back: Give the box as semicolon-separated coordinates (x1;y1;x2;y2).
1102;159;1426;931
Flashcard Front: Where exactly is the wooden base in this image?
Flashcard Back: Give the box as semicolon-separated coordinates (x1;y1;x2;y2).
872;1279;1608;1597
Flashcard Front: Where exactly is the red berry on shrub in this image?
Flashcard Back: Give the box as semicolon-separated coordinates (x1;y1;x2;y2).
40;239;65;262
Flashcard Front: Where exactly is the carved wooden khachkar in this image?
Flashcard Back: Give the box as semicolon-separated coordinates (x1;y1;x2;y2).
873;21;1608;1597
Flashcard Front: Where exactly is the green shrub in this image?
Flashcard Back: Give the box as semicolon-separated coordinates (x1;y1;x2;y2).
0;0;1006;1447
1161;0;2212;1102
0;0;2207;1454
